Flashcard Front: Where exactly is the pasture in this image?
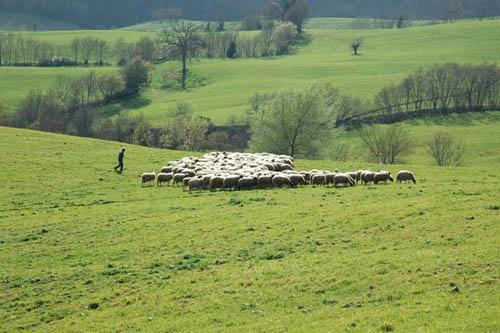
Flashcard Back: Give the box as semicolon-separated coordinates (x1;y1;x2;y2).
1;111;499;331
1;20;499;123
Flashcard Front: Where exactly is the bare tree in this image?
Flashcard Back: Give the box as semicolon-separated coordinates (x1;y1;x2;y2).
97;73;125;103
96;39;107;65
360;125;413;164
135;37;158;63
352;38;361;55
428;131;466;166
158;22;204;90
71;38;80;64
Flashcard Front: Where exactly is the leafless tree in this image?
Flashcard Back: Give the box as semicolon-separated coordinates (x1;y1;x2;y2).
158;22;204;90
360;125;413;164
428;131;466;166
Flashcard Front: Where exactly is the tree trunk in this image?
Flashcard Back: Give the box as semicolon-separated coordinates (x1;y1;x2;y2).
181;52;187;90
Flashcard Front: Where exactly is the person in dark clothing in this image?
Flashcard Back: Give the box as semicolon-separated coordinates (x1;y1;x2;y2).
114;148;125;173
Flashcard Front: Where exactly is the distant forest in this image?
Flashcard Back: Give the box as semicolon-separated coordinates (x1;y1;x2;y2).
1;0;499;28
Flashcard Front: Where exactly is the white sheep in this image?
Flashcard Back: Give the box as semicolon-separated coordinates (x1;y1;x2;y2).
397;170;417;184
141;172;156;187
157;173;173;186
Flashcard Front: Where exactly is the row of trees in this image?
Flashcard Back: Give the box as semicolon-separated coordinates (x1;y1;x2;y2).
0;33;110;66
2;0;499;29
0;33;56;66
203;21;297;59
245;81;471;165
370;63;499;118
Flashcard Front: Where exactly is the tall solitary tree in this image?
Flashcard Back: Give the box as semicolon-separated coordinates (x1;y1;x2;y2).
158;23;204;90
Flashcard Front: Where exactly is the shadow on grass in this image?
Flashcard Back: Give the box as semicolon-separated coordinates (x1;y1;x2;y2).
405;111;500;127
99;96;153;117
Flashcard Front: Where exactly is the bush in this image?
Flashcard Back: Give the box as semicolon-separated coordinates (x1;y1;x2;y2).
122;58;152;94
428;131;466;166
360;125;413;164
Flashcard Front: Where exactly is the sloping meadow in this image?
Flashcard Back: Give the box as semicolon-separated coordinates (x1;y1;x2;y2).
0;126;498;331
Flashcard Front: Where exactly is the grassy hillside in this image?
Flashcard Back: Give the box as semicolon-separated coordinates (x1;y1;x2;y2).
1;120;499;331
132;20;500;124
0;12;81;31
0;20;499;123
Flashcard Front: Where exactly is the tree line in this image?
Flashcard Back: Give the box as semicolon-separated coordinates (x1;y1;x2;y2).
0;21;299;68
0;33;111;66
346;63;499;125
1;0;499;29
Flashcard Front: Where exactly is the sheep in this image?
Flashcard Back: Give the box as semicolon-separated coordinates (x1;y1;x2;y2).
258;175;274;188
289;174;306;188
333;173;355;187
272;175;292;188
172;173;187;186
361;171;376;185
188;177;208;191
182;169;196;177
374;172;394;184
141;172;156;187
183;177;192;188
325;173;337;187
347;172;359;184
223;175;241;191
157;173;173;186
160;166;173;174
300;171;311;183
209;176;225;190
397;170;417;184
238;177;258;190
311;174;326;186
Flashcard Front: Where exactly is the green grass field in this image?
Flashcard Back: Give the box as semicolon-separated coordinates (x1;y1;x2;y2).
1;20;499;124
1;111;499;331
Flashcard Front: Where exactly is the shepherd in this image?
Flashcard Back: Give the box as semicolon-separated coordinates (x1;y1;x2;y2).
114;148;125;173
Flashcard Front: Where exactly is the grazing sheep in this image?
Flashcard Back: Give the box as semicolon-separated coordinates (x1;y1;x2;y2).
361;171;376;185
333;173;355;187
182;169;196;177
289;174;306;188
374;172;394;184
347;172;359;184
161;166;173;174
188;177;208;191
325;173;337;187
223;175;241;191
311;174;326;186
183;177;192;187
280;164;294;171
141;172;156;187
272;175;292;188
157;173;173;186
258;175;274;188
238;177;258;190
397;170;417;184
172;173;187;186
209;176;225;190
300;171;311;183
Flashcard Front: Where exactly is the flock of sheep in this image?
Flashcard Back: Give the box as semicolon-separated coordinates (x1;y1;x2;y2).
140;152;417;190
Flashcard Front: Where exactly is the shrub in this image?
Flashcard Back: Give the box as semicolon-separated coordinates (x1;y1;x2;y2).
122;58;152;94
360;125;413;164
428;131;466;166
